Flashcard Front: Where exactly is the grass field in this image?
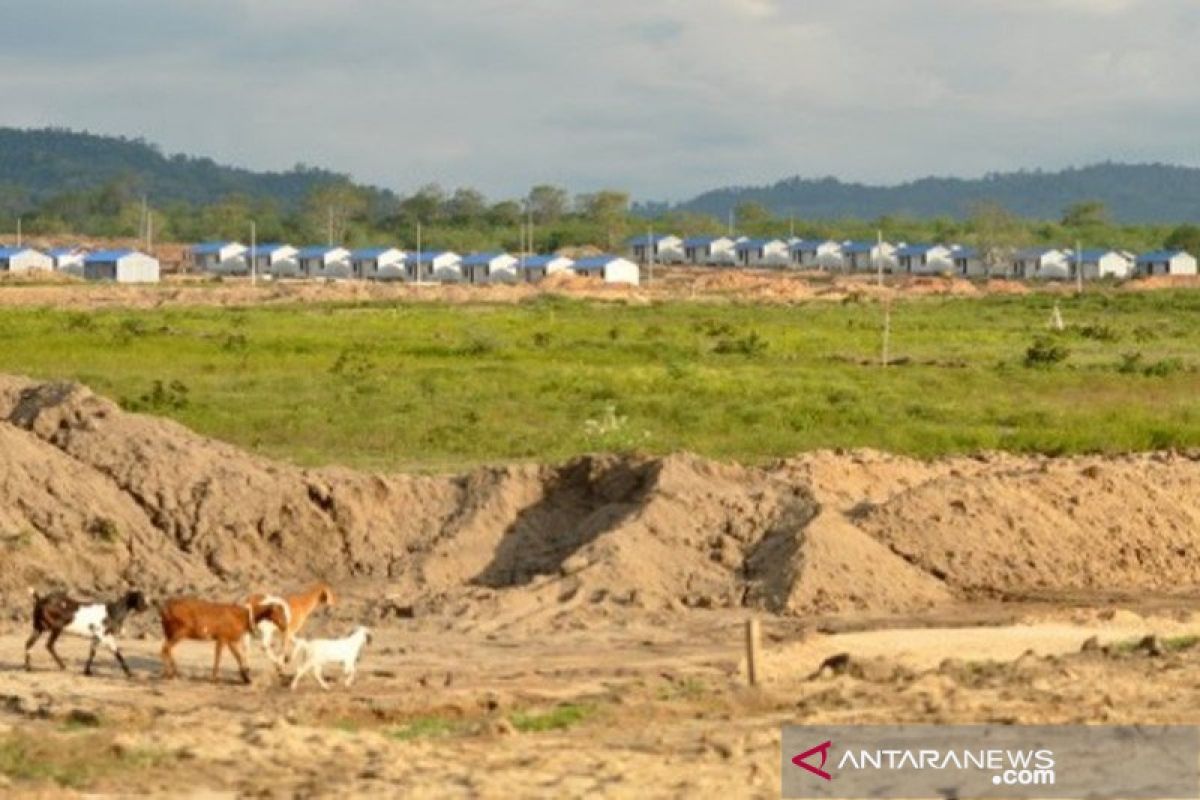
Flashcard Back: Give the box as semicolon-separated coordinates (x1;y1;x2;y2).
1;291;1198;470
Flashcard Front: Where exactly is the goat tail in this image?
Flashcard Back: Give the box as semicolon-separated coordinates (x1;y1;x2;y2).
259;595;293;628
27;586;43;604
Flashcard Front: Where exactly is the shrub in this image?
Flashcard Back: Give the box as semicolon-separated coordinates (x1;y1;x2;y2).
713;331;768;356
121;380;189;412
1024;336;1069;368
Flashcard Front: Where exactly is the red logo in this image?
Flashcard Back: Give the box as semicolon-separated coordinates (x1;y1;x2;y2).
793;740;834;781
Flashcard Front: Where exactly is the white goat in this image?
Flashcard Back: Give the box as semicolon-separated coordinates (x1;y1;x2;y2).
289;626;372;690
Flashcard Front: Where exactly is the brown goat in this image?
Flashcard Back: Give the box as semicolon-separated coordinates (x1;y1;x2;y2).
245;583;336;669
158;596;289;684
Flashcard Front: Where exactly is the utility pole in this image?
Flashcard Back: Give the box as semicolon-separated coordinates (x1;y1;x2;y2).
1075;239;1084;294
15;216;21;247
415;221;422;284
140;195;148;249
727;208;734;238
881;296;892;368
327;206;334;246
647;226;655;286
250;220;258;287
147;210;154;255
875;228;884;287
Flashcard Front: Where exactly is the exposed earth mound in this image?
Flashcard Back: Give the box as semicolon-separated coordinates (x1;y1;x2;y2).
2;374;1199;623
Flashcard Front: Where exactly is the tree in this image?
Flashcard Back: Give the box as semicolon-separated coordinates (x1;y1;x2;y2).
577;190;630;249
446;187;487;224
1164;224;1200;255
734;201;772;230
527;184;568;224
1061;200;1110;229
302;180;370;244
398;183;447;225
969;201;1020;278
487;200;522;228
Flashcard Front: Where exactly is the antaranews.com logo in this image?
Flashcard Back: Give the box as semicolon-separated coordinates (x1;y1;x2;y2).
781;725;1200;799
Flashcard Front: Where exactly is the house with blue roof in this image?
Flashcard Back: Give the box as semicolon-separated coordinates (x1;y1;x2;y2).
0;246;52;273
460;252;519;284
681;236;736;266
1136;249;1197;277
296;246;352;279
520;254;575;282
627;234;683;265
572;255;640;285
734;238;789;268
349;247;405;280
47;246;88;274
1011;247;1071;280
242;243;299;276
1075;249;1134;280
83;249;160;283
842;240;898;273
789;239;843;270
895;244;955;275
190;241;247;273
950;247;987;277
404;251;462;282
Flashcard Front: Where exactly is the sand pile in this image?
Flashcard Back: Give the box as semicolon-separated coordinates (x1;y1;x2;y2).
3;375;1200;622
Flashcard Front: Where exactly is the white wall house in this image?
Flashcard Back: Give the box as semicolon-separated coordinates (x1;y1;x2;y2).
735;238;790;267
572;255;640;285
951;247;988;277
0;246;53;272
405;251;462;282
191;241;248;273
627;234;684;265
682;236;736;266
895;244;955;275
790;239;844;269
297;246;352;279
1136;250;1198;276
48;247;87;275
842;241;897;272
521;254;575;282
82;250;160;283
350;247;406;280
248;244;300;277
1011;248;1071;280
461;252;520;284
1076;249;1134;280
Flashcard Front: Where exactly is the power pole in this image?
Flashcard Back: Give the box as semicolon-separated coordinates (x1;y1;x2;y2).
415;221;422;283
327;206;334;246
140;195;148;249
250;220;258;287
15;216;21;247
647;226;655;286
1075;239;1084;294
147;210;154;255
881;296;892;368
876;228;884;287
727;208;734;237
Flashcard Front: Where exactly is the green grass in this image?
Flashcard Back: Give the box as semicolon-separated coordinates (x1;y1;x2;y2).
508;703;595;733
0;732;170;789
0;290;1198;469
387;716;469;741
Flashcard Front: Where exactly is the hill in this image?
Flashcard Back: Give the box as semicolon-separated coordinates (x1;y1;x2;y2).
666;163;1200;224
0;127;386;210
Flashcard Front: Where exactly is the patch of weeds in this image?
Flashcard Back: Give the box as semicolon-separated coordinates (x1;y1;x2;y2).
1117;352;1186;377
695;319;734;337
509;703;594;733
111;317;151;345
121;380;189;413
220;332;249;352
1131;325;1158;343
607;326;622;341
643;324;665;339
1117;352;1144;375
1024;336;1069;368
64;312;95;332
531;330;552;348
88;518;119;543
1072;323;1121;342
0;732;170;789
656;676;708;701
455;335;499;357
713;330;768;356
583;404;650;451
387;716;465;741
330;349;381;395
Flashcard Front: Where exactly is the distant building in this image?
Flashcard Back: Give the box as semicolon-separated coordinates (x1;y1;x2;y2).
190;241;248;273
681;236;737;266
572;255;640;285
735;238;790;267
627;234;683;265
520;254;575;282
951;247;988;277
0;246;53;273
1011;248;1071;280
895;244;954;275
296;246;352;279
1136;250;1198;277
1076;249;1134;280
248;244;299;277
842;241;897;272
82;249;160;283
350;247;406;280
404;251;462;282
461;252;520;284
790;239;844;269
47;247;87;275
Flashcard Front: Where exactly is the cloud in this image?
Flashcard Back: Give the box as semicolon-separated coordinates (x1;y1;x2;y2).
0;0;1196;201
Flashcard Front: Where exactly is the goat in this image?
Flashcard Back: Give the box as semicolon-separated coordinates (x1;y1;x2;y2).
245;583;336;669
158;596;289;684
289;626;372;691
24;588;149;677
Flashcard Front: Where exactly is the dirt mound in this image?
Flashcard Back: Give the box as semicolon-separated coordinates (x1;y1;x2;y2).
5;375;1200;623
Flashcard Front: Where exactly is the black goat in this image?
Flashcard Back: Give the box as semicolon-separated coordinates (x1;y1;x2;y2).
25;588;150;677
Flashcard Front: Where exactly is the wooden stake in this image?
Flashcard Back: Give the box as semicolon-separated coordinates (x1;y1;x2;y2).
745;618;762;686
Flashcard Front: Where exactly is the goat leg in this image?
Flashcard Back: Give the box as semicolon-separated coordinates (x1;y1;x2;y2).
46;629;66;670
84;640;99;676
229;640;252;685
314;666;330;691
343;665;356;688
161;639;179;679
212;641;224;682
23;630;42;671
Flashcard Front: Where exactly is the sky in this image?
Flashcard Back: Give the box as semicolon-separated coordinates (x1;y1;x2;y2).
1;0;1198;202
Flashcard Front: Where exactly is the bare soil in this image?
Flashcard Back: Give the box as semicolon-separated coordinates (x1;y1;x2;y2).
3;374;1200;797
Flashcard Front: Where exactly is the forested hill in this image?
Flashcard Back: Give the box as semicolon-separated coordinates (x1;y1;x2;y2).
668;164;1200;224
0;127;385;209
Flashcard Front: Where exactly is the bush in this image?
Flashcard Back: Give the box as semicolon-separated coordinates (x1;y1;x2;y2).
714;331;768;356
121;380;189;412
1024;336;1069;368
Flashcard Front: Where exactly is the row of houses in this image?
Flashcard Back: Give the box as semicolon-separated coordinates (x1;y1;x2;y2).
191;242;641;285
0;246;161;283
626;234;1200;279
